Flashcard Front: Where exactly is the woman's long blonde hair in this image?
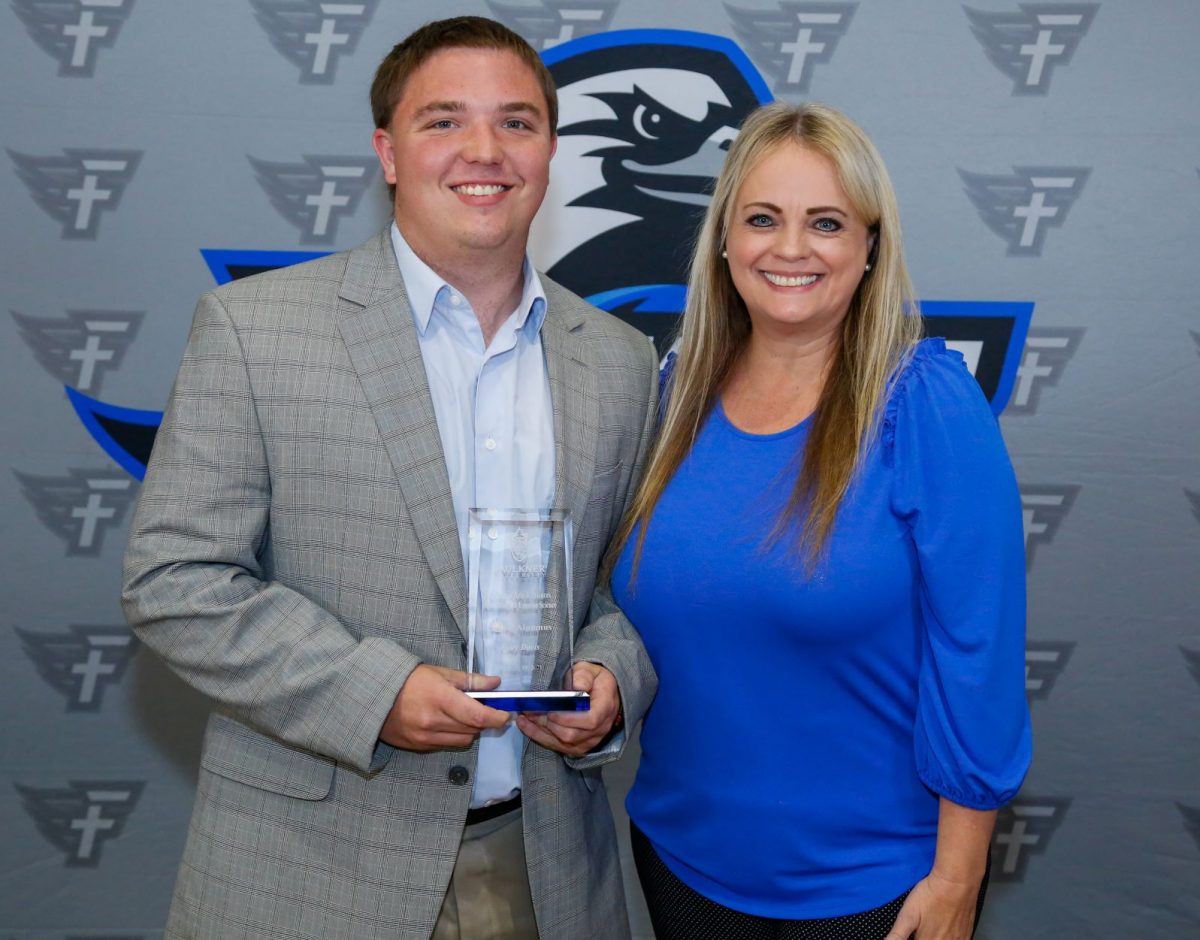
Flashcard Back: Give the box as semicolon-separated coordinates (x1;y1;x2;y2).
611;101;923;576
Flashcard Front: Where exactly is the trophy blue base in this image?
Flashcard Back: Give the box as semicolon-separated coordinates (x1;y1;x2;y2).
467;690;591;713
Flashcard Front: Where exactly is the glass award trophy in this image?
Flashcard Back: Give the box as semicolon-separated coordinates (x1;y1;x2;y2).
465;508;590;712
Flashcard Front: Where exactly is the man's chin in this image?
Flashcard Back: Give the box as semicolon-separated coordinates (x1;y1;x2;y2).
453;226;529;257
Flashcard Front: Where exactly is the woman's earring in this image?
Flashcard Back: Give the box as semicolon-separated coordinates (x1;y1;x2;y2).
864;263;872;271
721;249;728;259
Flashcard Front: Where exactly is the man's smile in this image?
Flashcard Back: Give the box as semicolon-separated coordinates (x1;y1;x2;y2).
451;183;511;196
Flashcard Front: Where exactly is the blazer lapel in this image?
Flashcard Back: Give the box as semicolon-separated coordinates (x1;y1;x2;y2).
334;231;468;638
535;287;598;690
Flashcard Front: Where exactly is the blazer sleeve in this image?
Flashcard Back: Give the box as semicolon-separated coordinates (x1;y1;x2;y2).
121;291;418;775
888;340;1032;809
568;332;660;768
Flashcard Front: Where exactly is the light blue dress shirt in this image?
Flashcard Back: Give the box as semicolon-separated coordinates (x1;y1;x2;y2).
390;223;555;807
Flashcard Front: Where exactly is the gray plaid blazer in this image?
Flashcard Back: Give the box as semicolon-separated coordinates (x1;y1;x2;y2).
122;229;659;940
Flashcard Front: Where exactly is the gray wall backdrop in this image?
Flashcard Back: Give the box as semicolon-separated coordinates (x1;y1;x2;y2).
2;1;1198;937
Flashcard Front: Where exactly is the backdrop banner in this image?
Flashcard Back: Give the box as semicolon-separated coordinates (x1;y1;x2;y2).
2;2;1198;937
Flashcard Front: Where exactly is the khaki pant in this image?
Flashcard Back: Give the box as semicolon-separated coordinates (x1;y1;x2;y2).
431;807;539;940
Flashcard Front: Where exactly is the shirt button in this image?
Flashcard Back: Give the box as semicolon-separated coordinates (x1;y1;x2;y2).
488;527;499;540
448;765;470;786
450;293;461;306
491;619;504;633
484;437;497;451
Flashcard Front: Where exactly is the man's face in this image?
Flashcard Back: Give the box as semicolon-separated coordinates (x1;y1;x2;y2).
372;47;556;271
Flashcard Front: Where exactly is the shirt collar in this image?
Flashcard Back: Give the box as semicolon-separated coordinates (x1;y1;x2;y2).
390;222;547;339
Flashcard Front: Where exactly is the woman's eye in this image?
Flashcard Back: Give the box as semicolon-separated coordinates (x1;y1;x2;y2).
813;217;841;232
747;214;773;227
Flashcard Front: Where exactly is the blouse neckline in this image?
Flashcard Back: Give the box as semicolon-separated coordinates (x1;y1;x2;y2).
715;399;813;441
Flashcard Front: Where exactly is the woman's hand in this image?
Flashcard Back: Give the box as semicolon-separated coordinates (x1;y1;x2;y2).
883;867;980;940
884;798;996;939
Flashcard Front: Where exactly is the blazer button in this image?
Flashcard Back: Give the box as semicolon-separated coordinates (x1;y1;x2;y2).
448;765;470;786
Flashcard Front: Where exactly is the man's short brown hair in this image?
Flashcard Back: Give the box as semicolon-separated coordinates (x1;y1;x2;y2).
370;16;558;133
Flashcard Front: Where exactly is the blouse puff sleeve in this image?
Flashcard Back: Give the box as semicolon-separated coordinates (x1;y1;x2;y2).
886;338;1033;810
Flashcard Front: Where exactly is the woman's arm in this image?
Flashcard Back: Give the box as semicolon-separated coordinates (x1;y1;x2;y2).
884;343;1031;937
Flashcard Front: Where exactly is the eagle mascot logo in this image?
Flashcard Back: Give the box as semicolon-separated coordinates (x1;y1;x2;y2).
530;30;770;353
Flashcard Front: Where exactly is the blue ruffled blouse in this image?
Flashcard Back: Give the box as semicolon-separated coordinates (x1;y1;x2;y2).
613;339;1032;919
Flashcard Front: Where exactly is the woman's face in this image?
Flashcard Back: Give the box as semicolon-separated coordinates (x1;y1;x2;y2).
724;142;873;341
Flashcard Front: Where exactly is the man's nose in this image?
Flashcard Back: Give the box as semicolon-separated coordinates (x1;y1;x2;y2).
463;123;501;163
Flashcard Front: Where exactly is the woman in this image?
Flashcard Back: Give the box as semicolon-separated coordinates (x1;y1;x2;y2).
610;101;1032;940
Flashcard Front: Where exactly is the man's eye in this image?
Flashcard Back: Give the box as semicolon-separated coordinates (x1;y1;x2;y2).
430;119;456;129
503;118;530;130
813;217;841;232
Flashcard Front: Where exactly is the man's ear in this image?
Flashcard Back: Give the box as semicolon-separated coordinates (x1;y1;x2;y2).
372;127;397;185
549;133;558;161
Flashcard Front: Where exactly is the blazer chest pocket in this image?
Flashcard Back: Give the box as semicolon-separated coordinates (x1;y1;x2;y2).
200;711;335;801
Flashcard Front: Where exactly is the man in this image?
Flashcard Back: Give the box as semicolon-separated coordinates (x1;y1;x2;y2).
122;17;657;940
